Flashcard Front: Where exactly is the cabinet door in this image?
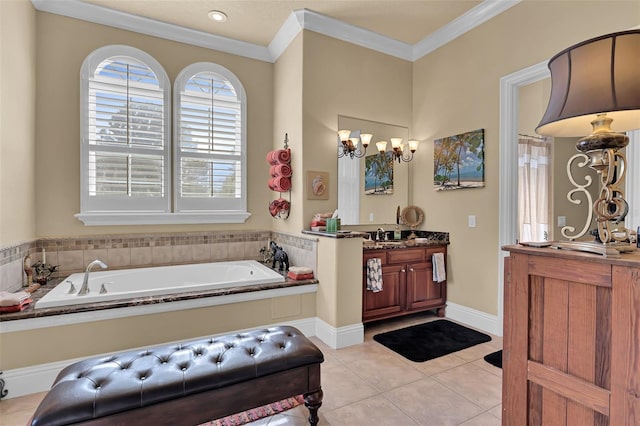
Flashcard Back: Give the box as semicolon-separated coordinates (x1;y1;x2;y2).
406;261;445;311
363;264;405;321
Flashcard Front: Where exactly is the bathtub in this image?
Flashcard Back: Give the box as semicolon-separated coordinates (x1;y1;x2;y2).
35;260;285;309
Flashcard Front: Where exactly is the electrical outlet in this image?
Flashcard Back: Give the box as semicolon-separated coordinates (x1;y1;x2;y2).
557;216;566;227
369;213;374;222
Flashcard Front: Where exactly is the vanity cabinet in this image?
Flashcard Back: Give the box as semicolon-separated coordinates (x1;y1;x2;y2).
362;245;447;323
502;245;640;425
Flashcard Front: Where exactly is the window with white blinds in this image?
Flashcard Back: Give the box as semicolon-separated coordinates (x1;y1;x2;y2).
174;63;247;213
79;45;171;218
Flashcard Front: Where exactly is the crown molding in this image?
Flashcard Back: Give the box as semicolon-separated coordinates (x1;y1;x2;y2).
294;8;413;61
412;0;522;61
31;0;521;64
31;0;273;62
268;9;305;60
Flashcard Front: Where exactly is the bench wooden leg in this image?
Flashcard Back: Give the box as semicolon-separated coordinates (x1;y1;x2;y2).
303;388;323;426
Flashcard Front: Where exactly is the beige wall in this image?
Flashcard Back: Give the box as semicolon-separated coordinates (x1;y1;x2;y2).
33;12;274;238
411;1;639;315
301;31;413;229
272;33;304;232
0;0;37;247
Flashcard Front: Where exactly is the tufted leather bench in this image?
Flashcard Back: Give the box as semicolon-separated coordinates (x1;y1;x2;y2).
28;326;324;426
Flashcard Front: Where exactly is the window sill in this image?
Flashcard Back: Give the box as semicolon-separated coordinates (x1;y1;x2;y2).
75;211;252;225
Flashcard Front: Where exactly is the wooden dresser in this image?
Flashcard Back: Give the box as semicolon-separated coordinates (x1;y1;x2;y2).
502;245;640;425
362;244;447;323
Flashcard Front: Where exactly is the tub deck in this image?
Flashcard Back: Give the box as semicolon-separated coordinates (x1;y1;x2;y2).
0;275;318;322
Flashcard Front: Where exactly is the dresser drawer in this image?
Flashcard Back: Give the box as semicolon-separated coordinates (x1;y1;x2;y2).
387;248;425;264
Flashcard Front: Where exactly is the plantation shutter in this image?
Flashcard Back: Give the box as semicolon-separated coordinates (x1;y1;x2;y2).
175;64;246;212
80;46;171;217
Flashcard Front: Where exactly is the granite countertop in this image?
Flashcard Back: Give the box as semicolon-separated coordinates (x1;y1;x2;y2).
362;240;449;250
0;275;318;322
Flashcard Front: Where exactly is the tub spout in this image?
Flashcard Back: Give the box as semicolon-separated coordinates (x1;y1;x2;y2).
79;260;107;296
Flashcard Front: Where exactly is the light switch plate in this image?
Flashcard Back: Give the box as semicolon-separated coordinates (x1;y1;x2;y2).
468;215;476;228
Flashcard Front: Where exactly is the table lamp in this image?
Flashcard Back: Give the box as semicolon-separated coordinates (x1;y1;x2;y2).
536;29;640;257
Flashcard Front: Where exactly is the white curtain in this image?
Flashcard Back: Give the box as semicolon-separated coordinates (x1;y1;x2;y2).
518;138;551;242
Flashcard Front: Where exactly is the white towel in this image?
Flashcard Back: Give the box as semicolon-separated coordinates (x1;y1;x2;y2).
288;266;313;274
366;258;383;292
0;291;31;307
432;253;446;283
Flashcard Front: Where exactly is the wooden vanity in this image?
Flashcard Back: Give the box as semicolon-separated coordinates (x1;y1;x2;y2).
362;244;447;322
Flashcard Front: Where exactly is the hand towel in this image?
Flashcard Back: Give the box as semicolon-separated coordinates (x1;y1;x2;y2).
287;272;314;280
268;176;292;192
270;164;292;177
266;149;291;165
432;253;446;283
0;298;32;313
0;290;31;307
366;258;383;292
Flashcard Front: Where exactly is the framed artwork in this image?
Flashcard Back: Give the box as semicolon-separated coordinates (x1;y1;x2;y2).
433;128;485;191
307;171;329;200
364;152;394;195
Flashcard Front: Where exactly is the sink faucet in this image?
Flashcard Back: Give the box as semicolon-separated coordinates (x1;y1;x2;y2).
376;227;386;241
78;260;107;295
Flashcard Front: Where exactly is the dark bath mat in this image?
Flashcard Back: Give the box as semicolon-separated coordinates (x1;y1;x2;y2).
484;350;502;369
373;319;492;362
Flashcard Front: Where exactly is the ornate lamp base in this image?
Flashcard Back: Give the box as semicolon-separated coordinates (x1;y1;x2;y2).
554;240;635;258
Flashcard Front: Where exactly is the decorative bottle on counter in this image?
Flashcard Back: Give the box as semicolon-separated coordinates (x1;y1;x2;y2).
394;225;401;240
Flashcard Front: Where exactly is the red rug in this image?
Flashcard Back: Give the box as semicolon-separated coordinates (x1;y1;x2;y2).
199;395;304;426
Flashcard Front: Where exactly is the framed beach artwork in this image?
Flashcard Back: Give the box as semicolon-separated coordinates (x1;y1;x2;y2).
433;128;485;191
364;152;394;195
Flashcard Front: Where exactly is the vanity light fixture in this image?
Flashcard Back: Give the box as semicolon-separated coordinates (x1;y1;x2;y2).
536;29;640;257
207;10;228;22
337;130;371;159
377;138;419;163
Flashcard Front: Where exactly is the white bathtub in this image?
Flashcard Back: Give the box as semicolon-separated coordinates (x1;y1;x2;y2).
35;260;285;309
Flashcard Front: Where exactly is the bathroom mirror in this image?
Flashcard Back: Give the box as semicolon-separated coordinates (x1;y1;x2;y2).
337;115;409;225
401;205;424;227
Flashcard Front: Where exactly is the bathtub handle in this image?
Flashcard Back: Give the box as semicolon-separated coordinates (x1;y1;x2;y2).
66;280;77;294
100;283;110;294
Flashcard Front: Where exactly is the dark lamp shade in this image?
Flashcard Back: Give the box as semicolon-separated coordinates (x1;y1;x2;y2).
536;30;640;137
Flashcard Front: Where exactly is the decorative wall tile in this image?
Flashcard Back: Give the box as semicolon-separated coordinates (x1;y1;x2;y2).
107;248;131;268
192;244;210;262
130;247;152;267
0;231;316;278
227;242;245;260
151;246;173;265
209;243;228;261
83;249;108;267
57;250;85;273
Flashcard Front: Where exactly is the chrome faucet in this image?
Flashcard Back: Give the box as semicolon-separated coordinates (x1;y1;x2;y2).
78;260;107;295
376;227;386;241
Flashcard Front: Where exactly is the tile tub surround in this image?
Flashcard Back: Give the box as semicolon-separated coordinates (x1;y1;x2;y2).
0;231;318;293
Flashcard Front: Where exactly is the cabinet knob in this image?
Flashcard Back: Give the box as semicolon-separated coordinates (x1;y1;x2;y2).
409;268;414;272
401;269;406;273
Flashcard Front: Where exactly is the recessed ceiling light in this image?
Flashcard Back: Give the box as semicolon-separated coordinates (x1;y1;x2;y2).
207;10;227;23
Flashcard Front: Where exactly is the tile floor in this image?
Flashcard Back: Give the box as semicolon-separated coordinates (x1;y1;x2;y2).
0;312;503;425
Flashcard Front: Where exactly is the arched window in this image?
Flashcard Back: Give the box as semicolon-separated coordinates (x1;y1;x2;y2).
78;45;171;223
174;63;248;220
77;48;250;224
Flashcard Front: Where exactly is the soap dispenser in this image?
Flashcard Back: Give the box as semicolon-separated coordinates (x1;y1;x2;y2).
394;225;401;240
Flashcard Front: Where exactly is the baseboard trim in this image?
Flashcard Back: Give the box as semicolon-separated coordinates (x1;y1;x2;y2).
314;318;364;349
446;302;500;336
